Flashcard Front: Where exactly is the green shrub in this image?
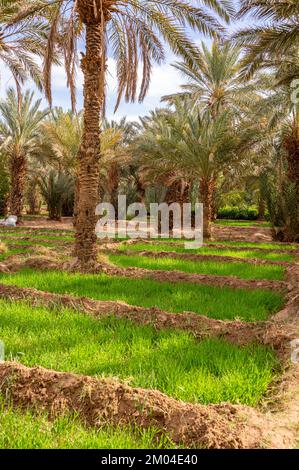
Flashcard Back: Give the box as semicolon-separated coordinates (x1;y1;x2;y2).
38;171;74;220
217;205;259;220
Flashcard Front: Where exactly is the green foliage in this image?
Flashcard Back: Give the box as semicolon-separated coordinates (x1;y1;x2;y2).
217;205;259;220
38;171;74;220
265;176;299;242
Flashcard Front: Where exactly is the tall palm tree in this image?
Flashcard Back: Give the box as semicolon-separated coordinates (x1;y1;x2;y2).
0;88;48;217
15;0;234;270
0;0;47;97
162;40;259;116
252;76;299;195
136;99;249;238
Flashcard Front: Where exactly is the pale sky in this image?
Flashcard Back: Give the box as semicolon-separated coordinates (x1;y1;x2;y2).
0;1;251;122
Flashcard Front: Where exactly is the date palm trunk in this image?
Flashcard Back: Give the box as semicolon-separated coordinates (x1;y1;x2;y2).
258;197;265;220
27;179;40;215
284;136;299;195
9;154;26;219
199;177;215;239
74;7;104;270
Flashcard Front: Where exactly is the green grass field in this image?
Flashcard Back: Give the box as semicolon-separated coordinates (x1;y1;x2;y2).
0;400;171;449
0;300;278;405
214;220;270;227
0;247;27;261
0;269;284;321
0;232;73;242
149;238;296;251
109;253;285;280
117;242;294;262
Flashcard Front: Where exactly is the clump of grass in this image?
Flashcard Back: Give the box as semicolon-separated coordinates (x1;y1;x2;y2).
109;253;285;281
0;399;171;449
117;242;294;262
0;269;284;321
0;300;278;405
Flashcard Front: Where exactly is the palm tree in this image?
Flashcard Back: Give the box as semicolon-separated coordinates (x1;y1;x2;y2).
234;1;299;78
0;0;47;97
40;109;132;220
162;40;259;116
15;0;234;270
40;108;82;173
136;99;249;238
0;88;48;217
252;77;299;195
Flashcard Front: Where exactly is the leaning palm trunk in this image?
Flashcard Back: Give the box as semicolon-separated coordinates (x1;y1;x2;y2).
74;12;104;269
199;178;215;239
9;154;26;218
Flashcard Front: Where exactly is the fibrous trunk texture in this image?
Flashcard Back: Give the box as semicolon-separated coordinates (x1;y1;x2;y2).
26;180;40;215
9;154;26;218
165;181;190;230
258;197;265;220
284;135;299;194
74;9;104;270
199;178;215;239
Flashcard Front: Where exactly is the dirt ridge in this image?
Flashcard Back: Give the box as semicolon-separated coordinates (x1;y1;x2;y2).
102;247;292;266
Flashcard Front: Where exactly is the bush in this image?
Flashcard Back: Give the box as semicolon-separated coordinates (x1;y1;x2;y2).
38;171;74;220
217;206;259;220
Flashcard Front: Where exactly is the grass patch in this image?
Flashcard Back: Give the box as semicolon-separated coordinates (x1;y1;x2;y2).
109;253;285;281
131;238;297;251
0;399;171;449
214;220;270;227
0;300;278;405
0;248;28;261
207;240;297;250
0;233;73;242
117;242;294;262
0;269;284;321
